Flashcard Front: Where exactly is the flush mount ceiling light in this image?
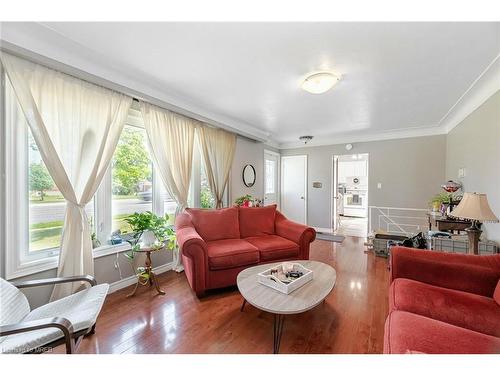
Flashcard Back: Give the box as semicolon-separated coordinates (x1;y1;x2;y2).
299;135;314;144
301;72;341;94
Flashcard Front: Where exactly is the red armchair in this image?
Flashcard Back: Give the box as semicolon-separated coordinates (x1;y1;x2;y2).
175;205;316;297
384;247;500;354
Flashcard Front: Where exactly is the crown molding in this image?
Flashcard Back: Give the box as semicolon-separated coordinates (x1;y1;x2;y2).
278;124;447;149
0;22;272;143
438;53;500;134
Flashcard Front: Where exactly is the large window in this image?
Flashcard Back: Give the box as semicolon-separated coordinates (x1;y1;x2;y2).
2;67;229;279
28;131;95;252
200;163;215;209
111;125;153;234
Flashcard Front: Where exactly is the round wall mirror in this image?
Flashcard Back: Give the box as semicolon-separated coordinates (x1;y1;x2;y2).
242;164;256;187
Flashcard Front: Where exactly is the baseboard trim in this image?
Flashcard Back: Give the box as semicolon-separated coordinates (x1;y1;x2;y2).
107;261;174;294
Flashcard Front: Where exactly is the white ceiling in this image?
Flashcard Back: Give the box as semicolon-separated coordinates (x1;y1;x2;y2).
1;22;499;147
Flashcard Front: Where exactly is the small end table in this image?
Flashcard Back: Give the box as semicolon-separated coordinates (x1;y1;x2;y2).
127;246;166;297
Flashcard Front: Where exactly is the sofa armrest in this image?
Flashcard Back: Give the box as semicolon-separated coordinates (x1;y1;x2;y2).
275;211;316;259
390;246;500;297
175;213;208;297
176;226;208;256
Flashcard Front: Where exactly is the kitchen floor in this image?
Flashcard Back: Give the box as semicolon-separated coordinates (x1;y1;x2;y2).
336;216;368;238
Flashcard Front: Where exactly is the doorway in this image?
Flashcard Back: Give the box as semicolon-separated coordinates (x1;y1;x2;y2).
281;155;307;224
332;153;369;237
264;150;280;207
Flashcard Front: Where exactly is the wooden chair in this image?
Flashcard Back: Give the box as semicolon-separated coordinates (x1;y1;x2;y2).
0;275;109;354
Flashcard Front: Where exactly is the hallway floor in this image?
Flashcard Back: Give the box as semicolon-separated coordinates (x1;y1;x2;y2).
335;216;368;238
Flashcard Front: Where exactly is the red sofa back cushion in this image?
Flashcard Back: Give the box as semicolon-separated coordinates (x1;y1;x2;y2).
186;207;240;242
239;205;277;238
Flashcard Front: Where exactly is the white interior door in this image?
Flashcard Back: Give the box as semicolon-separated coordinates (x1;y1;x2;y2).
264;150;280;207
281;155;307;224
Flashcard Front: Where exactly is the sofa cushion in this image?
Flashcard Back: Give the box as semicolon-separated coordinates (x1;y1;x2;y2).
245;235;299;262
494;279;500;306
390;278;500;337
186;207;240;242
384;311;500;354
207;239;259;271
239;205;277;238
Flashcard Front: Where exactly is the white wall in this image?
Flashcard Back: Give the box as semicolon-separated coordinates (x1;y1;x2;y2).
446;90;500;243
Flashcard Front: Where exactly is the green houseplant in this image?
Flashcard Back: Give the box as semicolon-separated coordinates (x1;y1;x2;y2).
123;211;176;262
235;194;254;207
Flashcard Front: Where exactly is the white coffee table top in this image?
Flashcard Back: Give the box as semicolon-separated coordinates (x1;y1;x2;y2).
236;260;337;315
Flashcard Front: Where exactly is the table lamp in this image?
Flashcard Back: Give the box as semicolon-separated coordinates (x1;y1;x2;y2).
449;192;499;254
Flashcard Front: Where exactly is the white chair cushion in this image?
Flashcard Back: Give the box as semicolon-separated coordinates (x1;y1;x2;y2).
0;283;109;354
0;278;31;346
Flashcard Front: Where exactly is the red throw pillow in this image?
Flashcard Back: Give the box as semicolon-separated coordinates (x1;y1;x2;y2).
239;205;277;238
186;207;240;242
494;279;500;306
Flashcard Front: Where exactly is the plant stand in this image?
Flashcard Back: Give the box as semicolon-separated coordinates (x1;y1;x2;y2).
127;246;165;297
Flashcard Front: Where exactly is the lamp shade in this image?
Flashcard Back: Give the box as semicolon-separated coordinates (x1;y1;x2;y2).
449;192;499;223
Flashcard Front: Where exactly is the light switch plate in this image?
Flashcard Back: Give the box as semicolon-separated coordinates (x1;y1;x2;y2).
458;168;466;178
377;182;382;189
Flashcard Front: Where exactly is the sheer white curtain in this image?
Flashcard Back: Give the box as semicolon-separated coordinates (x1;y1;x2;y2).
1;53;132;300
197;126;237;208
140;102;198;271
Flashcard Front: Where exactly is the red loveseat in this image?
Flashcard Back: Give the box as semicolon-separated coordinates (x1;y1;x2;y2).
175;205;316;297
384;247;500;354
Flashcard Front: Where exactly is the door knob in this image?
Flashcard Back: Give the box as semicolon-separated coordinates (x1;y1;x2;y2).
300;196;305;200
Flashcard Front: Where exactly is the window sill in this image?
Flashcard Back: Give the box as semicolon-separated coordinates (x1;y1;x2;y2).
6;256;59;280
6;243;133;280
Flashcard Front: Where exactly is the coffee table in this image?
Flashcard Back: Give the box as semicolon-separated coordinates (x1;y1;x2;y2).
237;260;336;353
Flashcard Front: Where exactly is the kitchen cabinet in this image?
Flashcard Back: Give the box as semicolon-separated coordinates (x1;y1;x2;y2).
338;160;367;182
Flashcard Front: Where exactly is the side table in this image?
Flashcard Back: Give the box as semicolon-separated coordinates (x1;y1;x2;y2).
127;246;166;297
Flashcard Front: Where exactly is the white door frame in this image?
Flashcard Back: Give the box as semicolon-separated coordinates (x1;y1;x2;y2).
263;149;281;208
331;155;338;232
331;153;370;235
280;155;308;224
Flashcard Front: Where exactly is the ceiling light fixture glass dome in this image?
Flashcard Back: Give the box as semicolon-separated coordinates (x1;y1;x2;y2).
301;72;341;94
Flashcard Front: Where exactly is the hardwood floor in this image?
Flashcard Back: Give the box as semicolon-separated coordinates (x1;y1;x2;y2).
57;237;390;354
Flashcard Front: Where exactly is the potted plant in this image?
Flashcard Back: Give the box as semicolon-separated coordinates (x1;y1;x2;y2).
123;211;176;262
429;192;453;213
235;194;254;207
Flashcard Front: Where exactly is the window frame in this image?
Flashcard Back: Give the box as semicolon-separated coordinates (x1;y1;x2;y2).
4;71;60;279
93;114;157;258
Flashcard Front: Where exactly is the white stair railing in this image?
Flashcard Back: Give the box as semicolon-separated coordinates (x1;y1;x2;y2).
368;206;428;237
